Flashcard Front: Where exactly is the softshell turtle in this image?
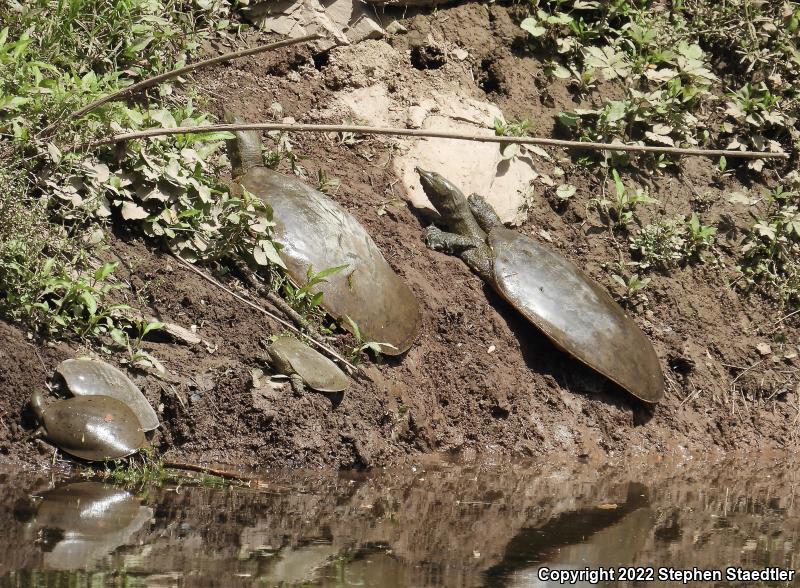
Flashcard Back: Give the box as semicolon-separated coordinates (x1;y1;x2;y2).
55;358;159;431
265;336;349;394
416;168;664;403
22;481;153;570
30;391;146;461
226;113;421;355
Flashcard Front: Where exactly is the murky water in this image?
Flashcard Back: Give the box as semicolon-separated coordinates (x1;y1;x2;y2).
1;454;799;587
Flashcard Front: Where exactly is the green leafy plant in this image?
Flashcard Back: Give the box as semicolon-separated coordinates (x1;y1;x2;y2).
0;0;235;351
281;264;348;317
316;169;341;194
494;117;550;161
343;315;396;364
722;83;791;171
611;272;651;298
629;213;716;271
738;186;800;304
591;169;658;228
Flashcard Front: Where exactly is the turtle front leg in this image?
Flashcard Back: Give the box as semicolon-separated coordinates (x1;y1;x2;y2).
424;226;494;282
424;226;482;254
289;374;306;396
467;193;503;232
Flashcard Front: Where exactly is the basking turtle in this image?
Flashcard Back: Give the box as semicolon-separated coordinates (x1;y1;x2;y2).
226;113;421;355
55;358;159;431
264;336;349;394
416;168;664;403
30;391;146;461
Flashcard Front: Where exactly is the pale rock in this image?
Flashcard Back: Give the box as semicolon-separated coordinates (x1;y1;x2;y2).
336;82;534;224
406;106;427;129
386;20;408;34
756;342;772;356
244;0;385;50
452;47;469;60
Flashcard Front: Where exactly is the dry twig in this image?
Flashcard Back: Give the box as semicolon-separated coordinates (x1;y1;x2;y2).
171;254;357;372
39;35;320;136
86;122;791;159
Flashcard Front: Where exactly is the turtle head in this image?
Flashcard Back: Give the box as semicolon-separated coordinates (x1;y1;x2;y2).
416;168;460;211
416;168;485;239
224;110;264;178
30;390;45;423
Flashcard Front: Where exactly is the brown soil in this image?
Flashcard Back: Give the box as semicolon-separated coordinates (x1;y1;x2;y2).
1;1;797;470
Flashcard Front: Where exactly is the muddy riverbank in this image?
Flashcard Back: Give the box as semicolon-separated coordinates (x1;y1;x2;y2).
0;1;798;470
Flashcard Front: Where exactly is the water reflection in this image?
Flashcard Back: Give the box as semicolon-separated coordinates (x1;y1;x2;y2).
485;483;650;584
0;455;798;586
20;482;153;571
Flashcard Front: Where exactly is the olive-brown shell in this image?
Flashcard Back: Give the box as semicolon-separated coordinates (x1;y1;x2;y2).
489;227;664;403
39;395;146;461
241;167;421;355
56;359;159;431
268;336;349;393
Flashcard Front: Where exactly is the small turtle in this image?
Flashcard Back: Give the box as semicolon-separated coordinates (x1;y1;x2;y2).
226;112;421;355
416;168;664;403
264;336;349;395
55;358;159;431
30;390;146;461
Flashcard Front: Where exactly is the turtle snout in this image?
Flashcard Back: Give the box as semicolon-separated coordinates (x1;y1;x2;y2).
416;168;440;194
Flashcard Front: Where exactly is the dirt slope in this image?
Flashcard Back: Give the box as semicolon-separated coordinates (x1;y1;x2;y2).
0;1;797;470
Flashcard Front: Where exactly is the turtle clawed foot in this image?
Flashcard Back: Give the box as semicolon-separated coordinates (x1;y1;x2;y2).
289;374;306;396
424;225;448;251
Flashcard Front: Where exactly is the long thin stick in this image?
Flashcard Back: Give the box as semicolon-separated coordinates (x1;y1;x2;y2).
171;254;357;372
162;460;257;484
229;256;321;337
40;35;320;135
87;122;791;159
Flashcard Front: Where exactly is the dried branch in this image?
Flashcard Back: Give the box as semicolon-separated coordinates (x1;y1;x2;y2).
39;34;320;136
86;122;790;160
172;254;357;373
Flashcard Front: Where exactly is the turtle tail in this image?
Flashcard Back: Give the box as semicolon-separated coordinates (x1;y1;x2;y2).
224;110;263;176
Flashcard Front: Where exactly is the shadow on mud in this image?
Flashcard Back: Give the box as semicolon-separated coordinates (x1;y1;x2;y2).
484;284;653;418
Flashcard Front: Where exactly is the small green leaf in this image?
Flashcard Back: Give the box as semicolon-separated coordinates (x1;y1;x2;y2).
501;143;519;160
558;111;580;128
253;240;286;268
94;262;118;282
312;264;348;281
343;315;362;342
120;201;149;220
520;17;546;37
556;184;577;200
79;292;97;316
